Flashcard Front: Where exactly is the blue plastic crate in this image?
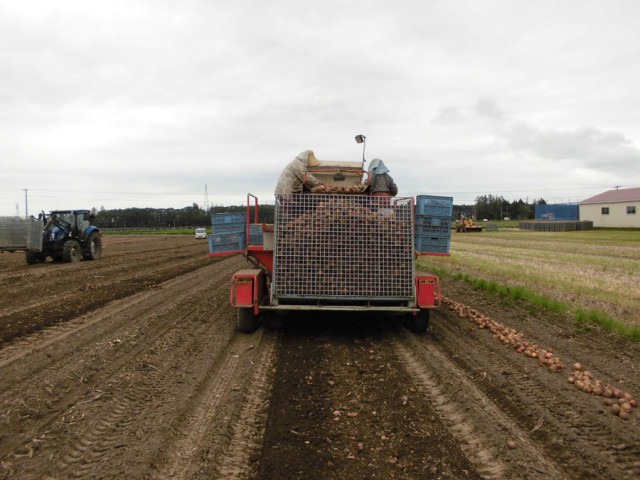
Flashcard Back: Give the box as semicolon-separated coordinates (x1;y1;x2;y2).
212;212;247;225
249;223;263;245
212;222;246;234
415;235;450;254
415;215;452;236
209;232;245;255
416;195;453;217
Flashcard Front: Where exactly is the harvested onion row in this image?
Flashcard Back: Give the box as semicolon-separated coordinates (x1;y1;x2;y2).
442;297;565;373
442;297;637;419
311;184;367;194
569;363;637;420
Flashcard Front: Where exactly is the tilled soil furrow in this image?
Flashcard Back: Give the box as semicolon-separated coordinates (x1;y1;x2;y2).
432;304;640;479
0;238;211;343
0;255;213;343
2;236;639;480
0;254;240;369
209;331;279;480
0;255;244;473
152;329;279;480
48;295;238;478
393;328;566;479
257;316;481;480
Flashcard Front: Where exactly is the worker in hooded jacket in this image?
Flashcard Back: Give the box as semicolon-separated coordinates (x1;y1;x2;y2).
274;150;324;222
368;158;398;198
275;150;324;194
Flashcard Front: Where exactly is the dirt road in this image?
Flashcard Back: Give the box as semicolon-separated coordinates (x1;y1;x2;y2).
1;236;639;479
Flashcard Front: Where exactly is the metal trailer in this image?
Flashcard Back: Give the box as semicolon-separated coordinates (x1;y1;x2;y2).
0;210;102;264
0;217;44;253
222;190;447;334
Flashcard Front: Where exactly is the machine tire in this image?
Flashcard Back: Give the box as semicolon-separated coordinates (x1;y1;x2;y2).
25;250;45;265
406;309;430;334
83;232;103;260
237;307;259;333
62;240;82;263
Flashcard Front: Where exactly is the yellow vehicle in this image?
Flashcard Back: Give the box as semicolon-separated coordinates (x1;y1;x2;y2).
455;217;484;232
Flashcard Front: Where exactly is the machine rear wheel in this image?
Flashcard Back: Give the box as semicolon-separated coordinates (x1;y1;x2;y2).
83;232;103;260
237;308;259;333
406;309;430;334
62;240;82;263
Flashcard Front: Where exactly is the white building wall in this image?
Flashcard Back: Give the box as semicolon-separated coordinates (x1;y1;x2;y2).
580;202;640;228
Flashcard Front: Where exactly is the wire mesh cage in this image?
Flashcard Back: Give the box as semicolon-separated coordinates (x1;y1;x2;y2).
0;217;43;251
272;194;415;303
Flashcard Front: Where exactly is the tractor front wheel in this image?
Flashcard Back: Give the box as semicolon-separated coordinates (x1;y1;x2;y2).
237;308;260;333
62;240;82;263
25;250;45;265
83;232;103;260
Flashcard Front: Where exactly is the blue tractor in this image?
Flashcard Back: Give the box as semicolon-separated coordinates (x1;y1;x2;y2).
25;210;102;264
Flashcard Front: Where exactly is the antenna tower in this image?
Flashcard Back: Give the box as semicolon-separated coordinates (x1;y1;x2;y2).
204;184;210;212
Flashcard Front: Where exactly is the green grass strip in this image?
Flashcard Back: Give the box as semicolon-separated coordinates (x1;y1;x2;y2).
434;266;640;340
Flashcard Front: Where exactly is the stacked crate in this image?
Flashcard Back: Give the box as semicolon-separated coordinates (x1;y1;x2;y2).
249;223;263;245
209;213;246;255
414;195;453;255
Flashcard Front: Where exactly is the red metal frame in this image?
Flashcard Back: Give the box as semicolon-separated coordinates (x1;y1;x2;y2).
246;245;273;275
246;193;259;247
230;194;446;316
415;274;441;308
230;269;265;316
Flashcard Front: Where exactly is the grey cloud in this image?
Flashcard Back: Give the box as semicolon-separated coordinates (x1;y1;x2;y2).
432;107;464;125
475;98;506;122
466;98;640;172
506;122;640;169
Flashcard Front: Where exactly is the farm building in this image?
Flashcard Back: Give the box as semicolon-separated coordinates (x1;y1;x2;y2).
579;187;640;228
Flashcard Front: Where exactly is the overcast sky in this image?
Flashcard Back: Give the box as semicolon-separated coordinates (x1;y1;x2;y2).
1;0;639;217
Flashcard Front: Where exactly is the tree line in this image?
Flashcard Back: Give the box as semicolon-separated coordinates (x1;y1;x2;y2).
454;195;547;221
93;195;545;229
93;203;276;229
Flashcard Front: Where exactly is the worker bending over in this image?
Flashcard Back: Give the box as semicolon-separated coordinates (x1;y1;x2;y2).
275;150;324;194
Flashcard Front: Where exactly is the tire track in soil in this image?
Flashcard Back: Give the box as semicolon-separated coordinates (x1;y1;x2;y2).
210;333;278;480
257;316;481;480
0;252;208;340
51;292;238;478
0;236;210;343
0;254;228;369
0;255;245;477
431;302;640;480
152;329;279;480
393;329;565;479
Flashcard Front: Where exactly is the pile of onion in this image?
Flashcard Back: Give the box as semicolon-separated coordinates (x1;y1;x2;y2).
443;297;637;419
443;297;565;373
569;363;637;419
311;184;366;194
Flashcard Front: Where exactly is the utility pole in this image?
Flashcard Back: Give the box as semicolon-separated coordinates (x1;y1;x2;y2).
204;184;210;212
23;189;28;219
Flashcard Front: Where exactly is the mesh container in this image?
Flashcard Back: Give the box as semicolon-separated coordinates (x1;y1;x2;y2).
0;217;43;251
272;194;415;303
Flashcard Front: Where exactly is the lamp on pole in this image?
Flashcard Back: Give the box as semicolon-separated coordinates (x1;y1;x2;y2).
355;134;366;167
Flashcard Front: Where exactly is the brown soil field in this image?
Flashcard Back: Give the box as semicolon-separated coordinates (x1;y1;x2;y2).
1;235;639;479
